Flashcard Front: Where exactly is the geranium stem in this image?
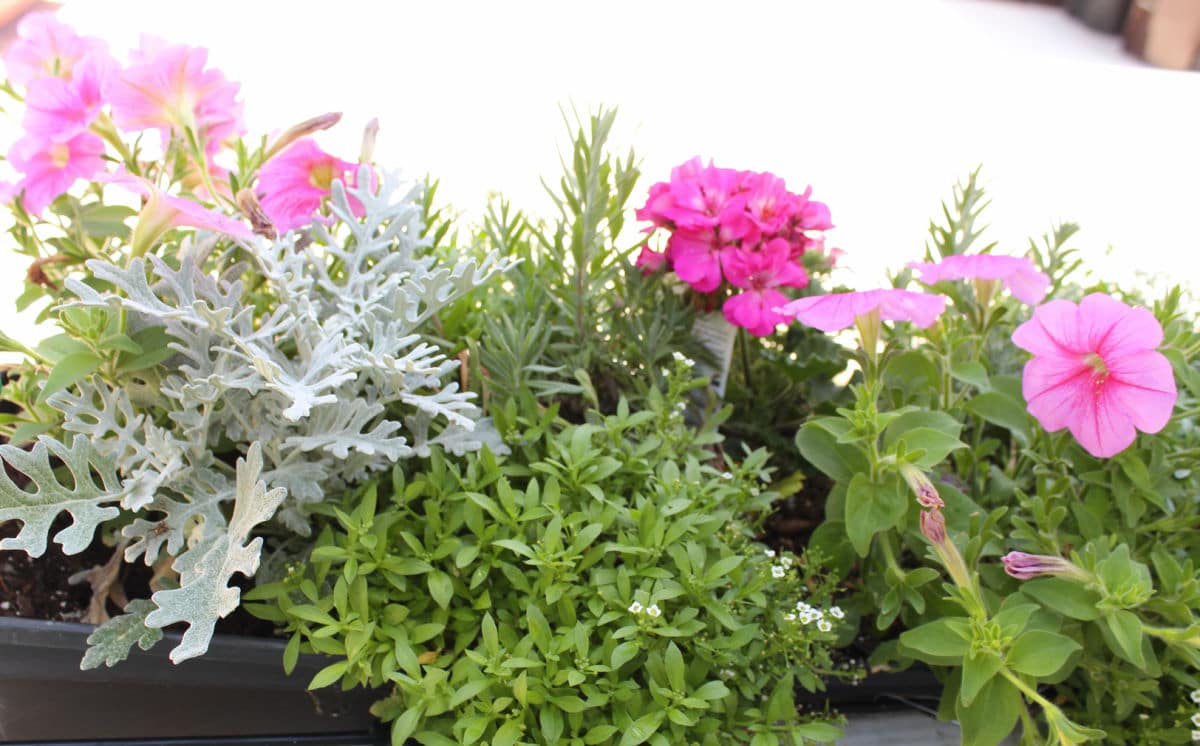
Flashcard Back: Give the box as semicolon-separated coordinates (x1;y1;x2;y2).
739;328;755;397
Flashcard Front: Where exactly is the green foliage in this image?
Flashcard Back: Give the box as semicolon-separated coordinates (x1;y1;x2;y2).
248;363;846;745
791;170;1200;744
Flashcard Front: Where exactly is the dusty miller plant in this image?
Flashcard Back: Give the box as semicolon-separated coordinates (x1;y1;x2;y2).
0;170;513;665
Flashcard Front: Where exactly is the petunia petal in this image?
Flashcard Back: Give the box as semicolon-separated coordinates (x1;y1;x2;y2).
1070;382;1137;458
1093;301;1165;357
1012;300;1083;357
1004;265;1051;305
777;292;865;332
1107;350;1177;434
1023;356;1093;433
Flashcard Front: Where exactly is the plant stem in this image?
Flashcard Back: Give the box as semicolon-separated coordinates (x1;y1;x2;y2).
1000;666;1054;712
738;328;755;398
879;533;903;578
1017;702;1040;745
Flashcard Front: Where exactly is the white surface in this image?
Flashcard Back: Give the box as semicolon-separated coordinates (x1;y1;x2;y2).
3;0;1200;353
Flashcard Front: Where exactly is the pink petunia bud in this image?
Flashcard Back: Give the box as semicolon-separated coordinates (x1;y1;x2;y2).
1001;551;1093;584
920;508;947;546
899;463;943;509
236;188;277;241
359;118;380;164
264;112;343;161
920;506;975;594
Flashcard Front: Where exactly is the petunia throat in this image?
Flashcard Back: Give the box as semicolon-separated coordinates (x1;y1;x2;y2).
1083;352;1109;384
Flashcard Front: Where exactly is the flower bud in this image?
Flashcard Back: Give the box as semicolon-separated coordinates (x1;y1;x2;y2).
921;506;974;593
264;112;343;160
1001;551;1093;584
359;118;380;164
920;507;947;545
236;188;277;241
899;462;943;509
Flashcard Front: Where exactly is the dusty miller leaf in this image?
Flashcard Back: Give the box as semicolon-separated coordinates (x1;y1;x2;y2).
284;399;412;460
0;435;124;557
144;442;286;663
81;599;163;670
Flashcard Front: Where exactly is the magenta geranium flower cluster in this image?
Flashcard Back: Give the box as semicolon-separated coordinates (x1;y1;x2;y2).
634;157;834;336
2;11;361;236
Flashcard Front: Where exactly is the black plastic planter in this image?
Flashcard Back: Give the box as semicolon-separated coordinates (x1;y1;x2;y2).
0;616;381;743
797;666;944;714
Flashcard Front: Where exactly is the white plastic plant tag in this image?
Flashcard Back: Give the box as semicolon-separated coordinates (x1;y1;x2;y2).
691;311;738;398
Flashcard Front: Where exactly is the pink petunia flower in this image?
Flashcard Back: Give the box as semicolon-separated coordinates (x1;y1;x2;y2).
776;288;948;333
1011;293;1177;458
23;55;111;142
722;238;809;336
1001;551;1092;583
8;132;107;215
107;37;244;156
2;12;110;87
908;254;1051;305
108;172;253;255
256;138;361;234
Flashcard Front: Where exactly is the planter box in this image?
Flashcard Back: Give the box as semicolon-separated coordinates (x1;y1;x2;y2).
0;618;1023;745
0;616;380;743
799;667;943;713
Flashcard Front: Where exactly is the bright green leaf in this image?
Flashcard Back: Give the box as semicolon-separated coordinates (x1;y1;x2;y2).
844;473;907;557
1006;630;1079;678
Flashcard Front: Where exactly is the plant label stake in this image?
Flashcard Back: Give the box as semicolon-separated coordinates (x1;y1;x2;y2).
691;312;737;398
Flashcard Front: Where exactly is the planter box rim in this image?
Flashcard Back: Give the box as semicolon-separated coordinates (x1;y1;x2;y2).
0;614;297;670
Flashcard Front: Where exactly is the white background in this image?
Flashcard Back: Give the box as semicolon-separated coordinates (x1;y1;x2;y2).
3;0;1199;353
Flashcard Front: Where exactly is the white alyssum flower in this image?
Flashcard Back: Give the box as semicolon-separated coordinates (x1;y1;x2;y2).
1192;713;1200;728
784;612;797;621
721;471;734;480
1191;729;1200;742
628;601;644;614
818;620;832;632
771;565;786;578
780;556;794;568
646;604;662;618
672;351;695;367
829;606;845;620
796;601;812;612
764;549;776;558
1192;689;1200;704
798;611;815;625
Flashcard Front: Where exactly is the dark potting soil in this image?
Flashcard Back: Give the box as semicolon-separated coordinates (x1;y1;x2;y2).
759;470;831;553
0;518;277;637
0;518;108;621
